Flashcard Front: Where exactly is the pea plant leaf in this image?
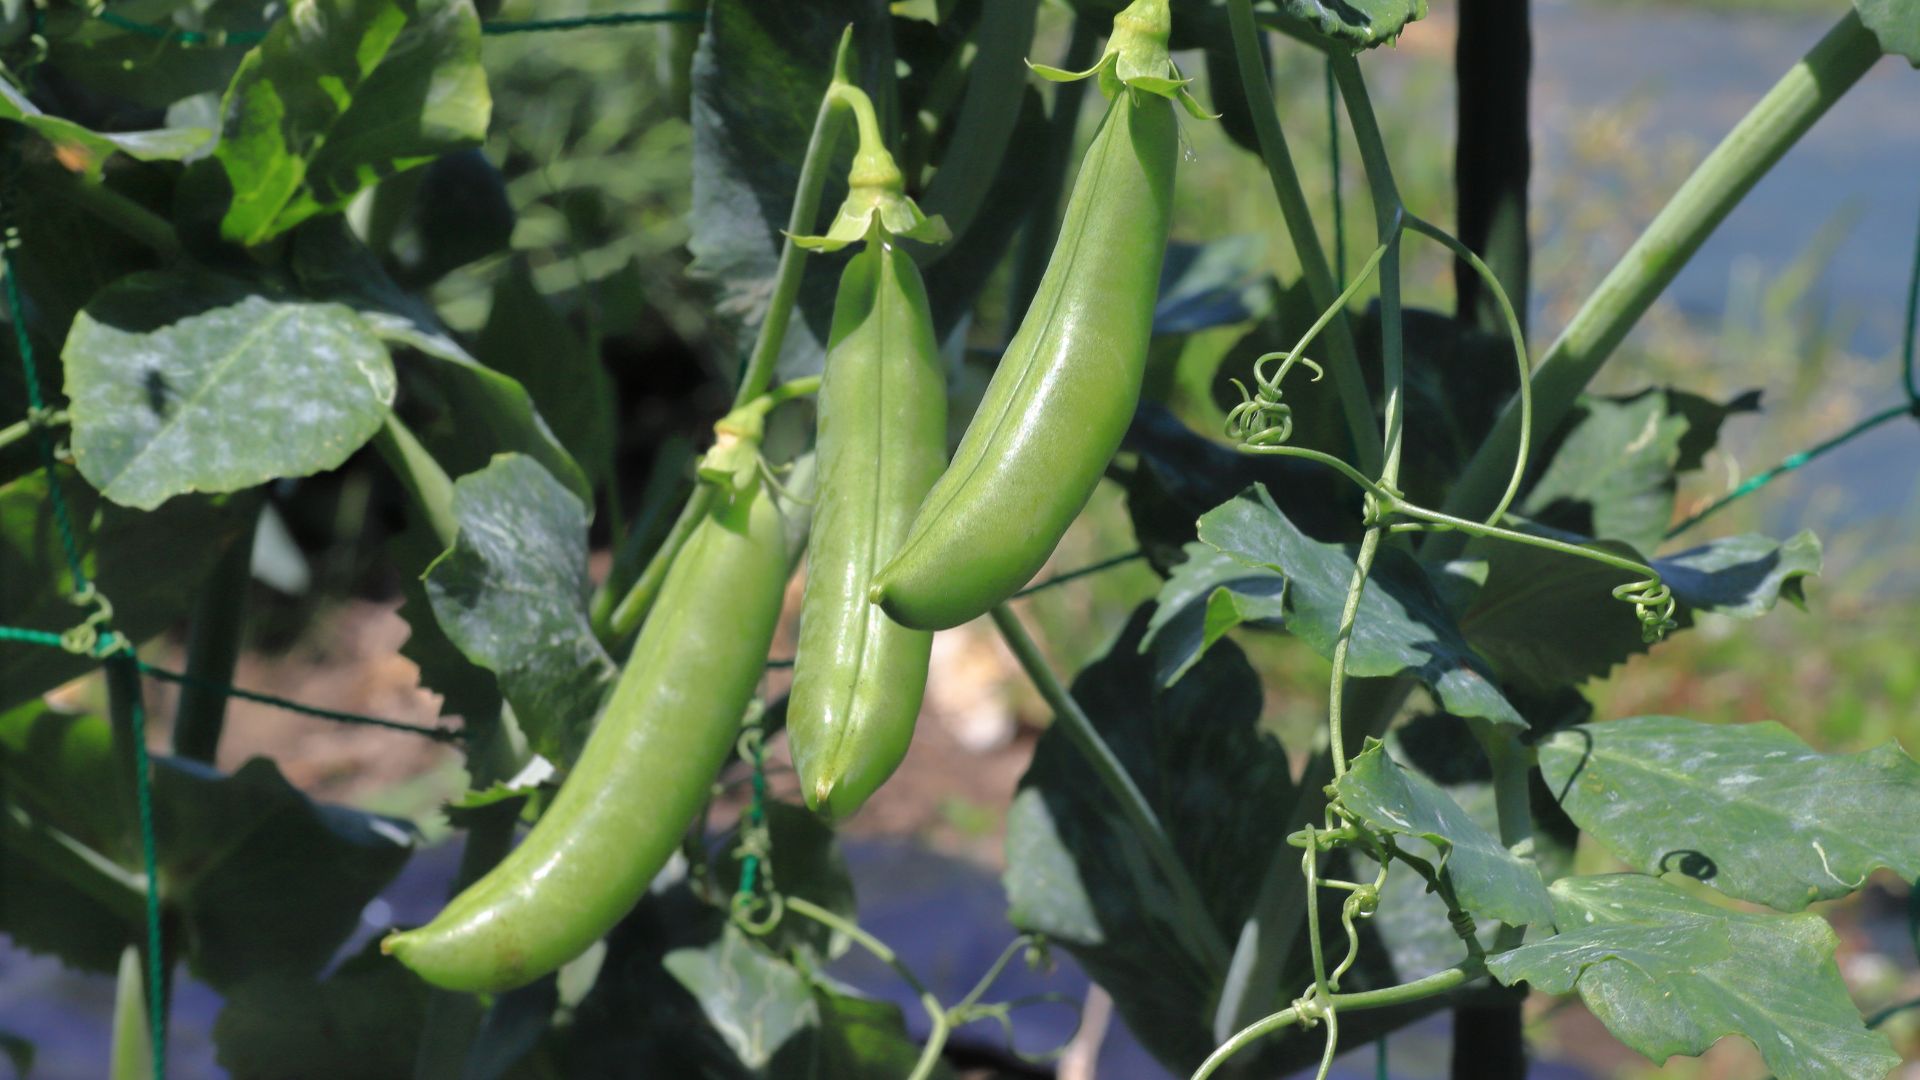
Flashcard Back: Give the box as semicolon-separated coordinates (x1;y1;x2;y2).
1855;0;1920;65
214;941;429;1080
0;79;212;179
1521;389;1758;554
212;0;490;246
1335;739;1555;930
1455;529;1821;695
0;705;416;989
0;468;252;711
663;924;821;1072
1004;606;1295;1073
1538;716;1920;912
1271;0;1427;50
424;454;615;767
688;0;865;386
475;258;616;493
1158;484;1524;728
64;270;396;510
287;219;592;504
1487;874;1899;1080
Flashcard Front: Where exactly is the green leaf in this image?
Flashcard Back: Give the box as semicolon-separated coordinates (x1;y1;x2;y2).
64;271;395;510
1274;0;1427;50
1522;389;1757;553
1335;740;1554;930
711;802;857;962
1539;716;1920;912
286;219;591;504
811;985;951;1080
1003;606;1294;1072
214;940;430;1079
212;0;491;245
0;468;252;710
156;755;418;988
0;705;415;989
663;923;819;1071
1457;530;1821;695
1855;0;1920;65
1177;484;1523;728
1487;874;1899;1080
424;454;615;766
475;259;615;492
688;0;864;385
0;80;211;180
0;1030;31;1078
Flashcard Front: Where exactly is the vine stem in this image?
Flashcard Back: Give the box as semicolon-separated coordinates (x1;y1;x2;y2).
45;176;181;259
1192;961;1485;1080
1433;10;1885;551
787;896;950;1080
1224;0;1383;478
597;27;858;644
989;604;1230;971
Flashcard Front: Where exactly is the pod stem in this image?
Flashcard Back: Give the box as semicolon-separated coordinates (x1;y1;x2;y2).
989;604;1230;973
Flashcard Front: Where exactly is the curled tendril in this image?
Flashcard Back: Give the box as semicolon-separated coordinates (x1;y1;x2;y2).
1225;351;1324;448
1613;579;1678;643
60;584;121;657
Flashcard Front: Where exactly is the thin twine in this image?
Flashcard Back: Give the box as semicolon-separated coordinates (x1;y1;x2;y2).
1665;184;1920;540
96;7;704;48
736;726;768;904
0;626;463;741
1;166;164;1076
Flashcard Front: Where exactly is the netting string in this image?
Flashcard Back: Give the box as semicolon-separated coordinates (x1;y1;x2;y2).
96;6;704;48
1665;185;1920;540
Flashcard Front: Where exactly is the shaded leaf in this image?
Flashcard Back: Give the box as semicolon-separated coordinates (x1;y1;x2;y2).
287;219;590;503
1539;716;1920;912
1488;874;1898;1080
1335;740;1554;930
64;271;395;510
1003;606;1292;1071
688;0;863;385
1181;484;1522;727
424;454;614;766
0;81;211;180
1457;529;1820;695
214;940;430;1080
155;755;418;989
1152;236;1273;336
1522;388;1758;553
213;0;490;245
475;259;615;492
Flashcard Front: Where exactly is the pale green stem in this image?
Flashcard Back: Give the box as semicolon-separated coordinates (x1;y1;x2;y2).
1224;0;1382;477
990;604;1230;971
788;896;950;1080
1434;10;1884;550
1193;962;1484;1080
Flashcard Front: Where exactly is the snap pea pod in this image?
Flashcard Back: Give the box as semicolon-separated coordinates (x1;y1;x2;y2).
870;0;1200;631
789;239;948;820
383;453;803;993
787;80;949;819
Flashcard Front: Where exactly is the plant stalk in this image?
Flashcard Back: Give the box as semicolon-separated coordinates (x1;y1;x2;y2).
46;177;181;260
1435;10;1884;548
1225;0;1383;479
171;501;260;764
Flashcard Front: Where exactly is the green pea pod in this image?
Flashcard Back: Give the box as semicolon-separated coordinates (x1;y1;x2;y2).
383;467;801;993
789;235;948;820
869;0;1200;631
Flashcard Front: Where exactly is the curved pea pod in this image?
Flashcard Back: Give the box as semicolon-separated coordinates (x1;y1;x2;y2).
788;238;948;820
868;82;1177;630
382;472;802;993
